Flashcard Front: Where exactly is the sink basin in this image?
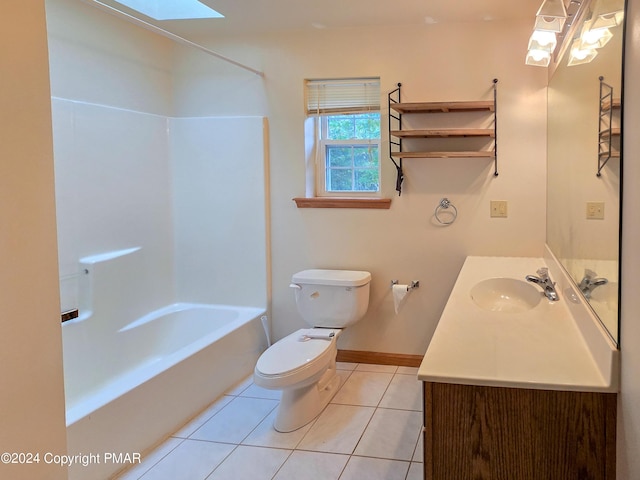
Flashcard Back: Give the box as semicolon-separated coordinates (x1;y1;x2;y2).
470;278;542;313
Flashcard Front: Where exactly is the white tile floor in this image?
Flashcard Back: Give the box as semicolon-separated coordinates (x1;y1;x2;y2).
115;362;424;480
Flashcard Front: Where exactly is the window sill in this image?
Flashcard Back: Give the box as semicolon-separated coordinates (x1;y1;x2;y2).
293;197;392;209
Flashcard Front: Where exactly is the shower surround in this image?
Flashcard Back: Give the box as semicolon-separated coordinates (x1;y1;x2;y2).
52;98;270;479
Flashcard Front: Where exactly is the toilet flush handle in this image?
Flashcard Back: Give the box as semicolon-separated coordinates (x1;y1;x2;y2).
289;283;302;290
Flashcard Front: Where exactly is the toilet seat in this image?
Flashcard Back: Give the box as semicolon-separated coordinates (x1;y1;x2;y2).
254;329;337;389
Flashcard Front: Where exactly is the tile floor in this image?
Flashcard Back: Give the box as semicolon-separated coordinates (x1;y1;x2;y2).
115;362;424;480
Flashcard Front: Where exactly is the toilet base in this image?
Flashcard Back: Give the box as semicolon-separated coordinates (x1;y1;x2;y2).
273;365;341;432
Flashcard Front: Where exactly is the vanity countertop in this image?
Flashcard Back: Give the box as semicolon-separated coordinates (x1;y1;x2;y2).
417;255;618;392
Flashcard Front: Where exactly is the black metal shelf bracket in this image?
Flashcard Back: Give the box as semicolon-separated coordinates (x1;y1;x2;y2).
493;78;499;177
388;83;403;195
597;76;614;177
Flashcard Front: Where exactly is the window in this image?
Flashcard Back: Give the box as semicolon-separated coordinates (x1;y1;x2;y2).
321;113;380;192
305;78;381;197
113;0;223;20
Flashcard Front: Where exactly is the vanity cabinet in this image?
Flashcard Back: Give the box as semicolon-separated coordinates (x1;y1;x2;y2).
422;382;617;480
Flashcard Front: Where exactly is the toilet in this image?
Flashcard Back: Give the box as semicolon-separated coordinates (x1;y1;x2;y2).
254;269;371;432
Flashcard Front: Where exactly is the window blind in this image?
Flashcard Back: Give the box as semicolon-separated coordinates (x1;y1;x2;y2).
305;78;380;116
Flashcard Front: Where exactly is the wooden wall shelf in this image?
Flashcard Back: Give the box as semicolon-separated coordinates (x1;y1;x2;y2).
389;100;494;114
390;128;494;138
388;80;498;194
391;151;495;159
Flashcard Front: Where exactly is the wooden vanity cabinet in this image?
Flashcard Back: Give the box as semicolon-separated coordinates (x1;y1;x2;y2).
423;382;617;480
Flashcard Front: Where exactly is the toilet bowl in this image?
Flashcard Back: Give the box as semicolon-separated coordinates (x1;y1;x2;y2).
254;328;341;432
253;269;371;432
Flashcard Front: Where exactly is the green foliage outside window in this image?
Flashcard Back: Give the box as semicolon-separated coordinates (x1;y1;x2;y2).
327;113;380;140
324;113;380;192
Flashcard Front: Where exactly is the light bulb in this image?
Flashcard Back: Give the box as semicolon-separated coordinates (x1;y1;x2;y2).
572;47;590;60
531;49;550;61
531;30;557;47
567;38;599;65
525;48;551;66
582;27;612;47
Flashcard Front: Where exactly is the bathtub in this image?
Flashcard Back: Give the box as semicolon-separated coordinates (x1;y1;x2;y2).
62;248;267;480
64;302;265;425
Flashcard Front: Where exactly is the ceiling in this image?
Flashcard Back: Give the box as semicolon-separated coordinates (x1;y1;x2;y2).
89;0;544;37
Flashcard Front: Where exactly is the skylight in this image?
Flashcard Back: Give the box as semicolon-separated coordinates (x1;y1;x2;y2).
113;0;224;20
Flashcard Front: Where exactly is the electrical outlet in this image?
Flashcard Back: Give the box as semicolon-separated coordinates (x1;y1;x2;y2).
490;200;508;218
586;202;605;220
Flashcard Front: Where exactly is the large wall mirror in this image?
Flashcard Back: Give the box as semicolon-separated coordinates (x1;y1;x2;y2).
547;0;625;345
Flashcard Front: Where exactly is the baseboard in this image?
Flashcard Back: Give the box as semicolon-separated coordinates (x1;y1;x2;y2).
336;349;423;368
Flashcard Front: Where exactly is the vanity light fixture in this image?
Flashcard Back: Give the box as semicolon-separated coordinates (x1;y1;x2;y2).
566;0;623;66
528;29;559;52
534;0;568;31
526;0;569;66
526;48;552;66
526;29;557;65
581;24;613;48
589;0;625;29
526;0;622;68
567;37;599;65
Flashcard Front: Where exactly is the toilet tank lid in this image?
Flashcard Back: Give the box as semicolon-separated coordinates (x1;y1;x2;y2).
292;269;371;287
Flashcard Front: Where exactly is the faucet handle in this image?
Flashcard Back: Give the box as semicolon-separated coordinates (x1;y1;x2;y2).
584;268;597;279
536;267;549;278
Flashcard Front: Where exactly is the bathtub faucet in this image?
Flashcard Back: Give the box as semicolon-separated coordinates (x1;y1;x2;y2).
525;267;559;301
579;270;608;299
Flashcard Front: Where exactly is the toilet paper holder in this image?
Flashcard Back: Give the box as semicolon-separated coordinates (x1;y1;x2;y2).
390;280;420;291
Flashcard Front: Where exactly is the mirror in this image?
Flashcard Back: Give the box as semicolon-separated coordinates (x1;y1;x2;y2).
547;0;625;344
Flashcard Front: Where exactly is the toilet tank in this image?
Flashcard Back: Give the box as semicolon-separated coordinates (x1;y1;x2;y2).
291;269;371;328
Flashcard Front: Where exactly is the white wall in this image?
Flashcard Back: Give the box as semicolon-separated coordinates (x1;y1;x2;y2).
618;0;640;476
173;21;548;354
51;105;271;315
52;99;175;313
48;0;269;314
45;0;173;115
47;0;177;314
170;116;270;308
0;2;68;480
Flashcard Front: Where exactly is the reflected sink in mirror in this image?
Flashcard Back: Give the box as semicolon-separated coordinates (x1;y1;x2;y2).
470;278;542;313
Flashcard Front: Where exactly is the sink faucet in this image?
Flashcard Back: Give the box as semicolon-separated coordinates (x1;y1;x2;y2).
579;270;608;299
525;267;559;301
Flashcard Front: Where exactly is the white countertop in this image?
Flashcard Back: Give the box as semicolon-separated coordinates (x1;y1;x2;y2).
418;255;619;392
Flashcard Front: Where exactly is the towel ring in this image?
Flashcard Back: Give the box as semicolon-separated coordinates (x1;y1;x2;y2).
435;198;457;225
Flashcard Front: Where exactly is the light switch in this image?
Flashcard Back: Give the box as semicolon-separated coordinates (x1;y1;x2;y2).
490;200;508;218
586;202;605;219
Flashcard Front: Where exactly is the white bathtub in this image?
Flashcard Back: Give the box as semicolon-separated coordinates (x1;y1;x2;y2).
64;302;265;425
64;302;266;480
62;249;267;480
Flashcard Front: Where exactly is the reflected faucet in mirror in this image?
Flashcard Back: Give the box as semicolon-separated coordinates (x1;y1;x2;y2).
579;269;609;298
526;267;560;301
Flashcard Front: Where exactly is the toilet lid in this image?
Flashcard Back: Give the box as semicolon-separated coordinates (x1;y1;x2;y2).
256;329;334;377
